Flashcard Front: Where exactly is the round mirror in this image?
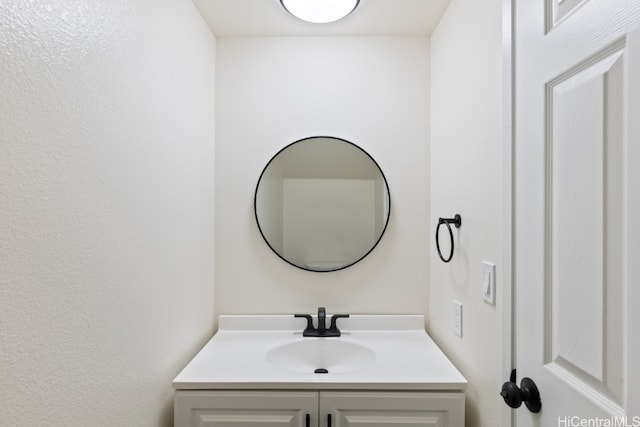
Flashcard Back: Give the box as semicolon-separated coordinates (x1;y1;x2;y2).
254;136;390;272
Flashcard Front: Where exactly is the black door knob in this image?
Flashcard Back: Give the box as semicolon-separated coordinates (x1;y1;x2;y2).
501;369;542;413
500;380;523;408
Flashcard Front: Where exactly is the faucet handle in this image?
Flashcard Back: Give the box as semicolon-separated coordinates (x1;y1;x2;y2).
294;314;314;335
329;314;350;332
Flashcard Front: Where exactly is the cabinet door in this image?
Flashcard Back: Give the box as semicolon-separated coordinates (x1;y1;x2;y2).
174;390;318;427
320;391;465;427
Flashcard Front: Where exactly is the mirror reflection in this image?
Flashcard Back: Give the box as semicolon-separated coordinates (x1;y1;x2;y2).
254;136;390;272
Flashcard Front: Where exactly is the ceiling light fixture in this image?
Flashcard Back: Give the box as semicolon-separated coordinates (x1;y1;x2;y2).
280;0;360;24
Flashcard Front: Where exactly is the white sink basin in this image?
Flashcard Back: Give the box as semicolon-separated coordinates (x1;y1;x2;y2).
172;315;468;390
266;338;376;374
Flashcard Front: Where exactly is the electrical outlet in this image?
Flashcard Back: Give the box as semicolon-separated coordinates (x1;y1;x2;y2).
453;300;462;337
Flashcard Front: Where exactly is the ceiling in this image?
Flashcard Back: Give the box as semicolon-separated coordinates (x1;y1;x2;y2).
193;0;451;37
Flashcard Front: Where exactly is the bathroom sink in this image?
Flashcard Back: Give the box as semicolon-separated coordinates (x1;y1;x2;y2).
172;315;468;390
266;339;376;374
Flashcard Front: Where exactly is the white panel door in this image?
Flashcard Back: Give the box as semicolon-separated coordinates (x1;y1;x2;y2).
513;0;640;424
320;391;465;427
174;390;318;427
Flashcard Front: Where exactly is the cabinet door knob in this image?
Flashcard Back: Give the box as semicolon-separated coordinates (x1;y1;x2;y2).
327;413;332;427
305;413;310;427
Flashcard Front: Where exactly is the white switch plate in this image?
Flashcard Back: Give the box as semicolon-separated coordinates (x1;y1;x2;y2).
482;261;496;305
453;300;462;337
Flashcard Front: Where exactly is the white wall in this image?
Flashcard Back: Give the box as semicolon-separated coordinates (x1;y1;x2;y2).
215;37;430;318
430;0;504;426
0;1;216;426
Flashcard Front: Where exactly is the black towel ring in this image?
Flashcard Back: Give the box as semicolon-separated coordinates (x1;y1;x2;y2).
436;214;462;263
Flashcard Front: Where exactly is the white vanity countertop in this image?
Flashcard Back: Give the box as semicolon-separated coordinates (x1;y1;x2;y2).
172;315;467;391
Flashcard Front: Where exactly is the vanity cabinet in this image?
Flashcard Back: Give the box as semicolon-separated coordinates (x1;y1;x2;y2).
321;391;464;426
174;390;465;427
174;391;317;426
173;316;468;427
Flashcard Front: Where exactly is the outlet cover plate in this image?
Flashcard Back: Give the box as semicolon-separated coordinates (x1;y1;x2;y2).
453;300;462;337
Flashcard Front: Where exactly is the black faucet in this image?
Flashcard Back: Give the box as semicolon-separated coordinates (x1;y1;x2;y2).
295;307;350;337
317;306;327;334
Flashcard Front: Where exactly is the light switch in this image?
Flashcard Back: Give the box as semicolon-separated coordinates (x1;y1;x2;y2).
482;261;496;305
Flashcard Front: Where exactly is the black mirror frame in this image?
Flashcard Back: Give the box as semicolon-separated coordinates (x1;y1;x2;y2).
254;136;391;272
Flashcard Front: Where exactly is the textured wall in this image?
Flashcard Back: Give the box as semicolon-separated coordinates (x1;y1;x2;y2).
429;0;504;426
0;1;216;425
214;37;430;319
